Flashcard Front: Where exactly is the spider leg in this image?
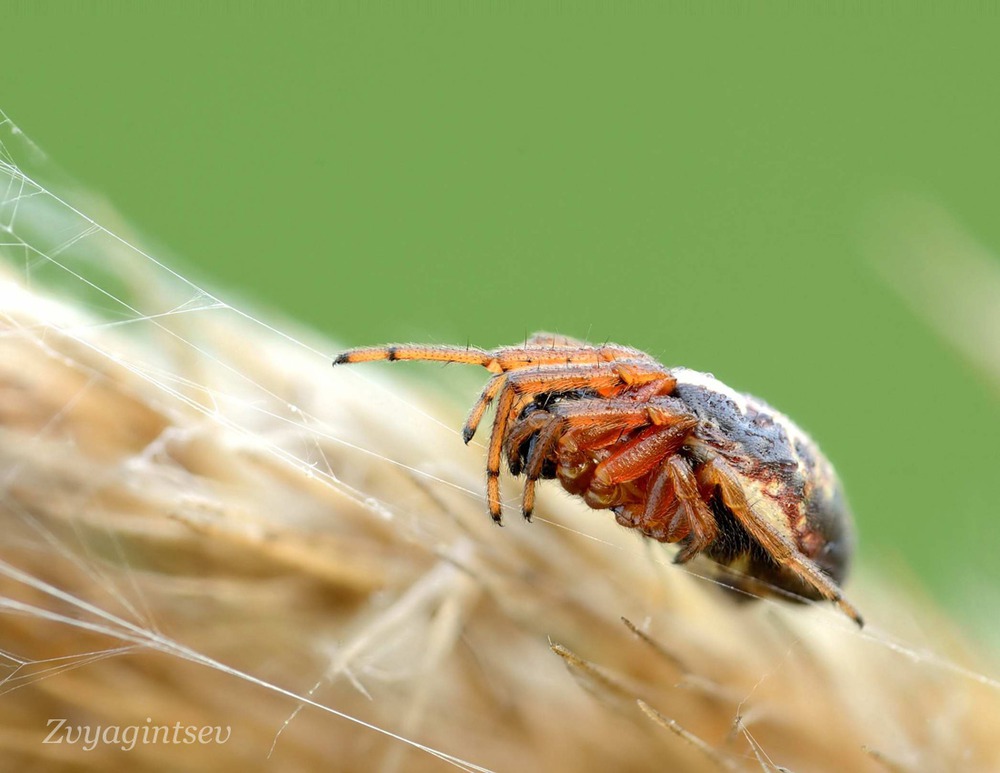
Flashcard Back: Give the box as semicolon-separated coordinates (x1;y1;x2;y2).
333;344;592;373
334;344;494;368
490;345;636;370
532;396;686;455
464;373;506;443
497;363;676;474
485;385;517;523
590;417;698;488
578;421;694;512
463;362;632;445
495;355;673;463
335;339;651;373
556;413;664;457
575;395;690;429
614;464;676;538
699;456;863;626
610;455;717;554
337;339;671;445
519;402;688;520
506;402;645;517
485;369;625;522
484;361;676;522
503;409;552;476
502;361;676;420
665;456;720;562
511;396;684;516
467;353;670;444
520;414;567;520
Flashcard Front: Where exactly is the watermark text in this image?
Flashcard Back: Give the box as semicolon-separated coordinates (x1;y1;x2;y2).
44;717;231;752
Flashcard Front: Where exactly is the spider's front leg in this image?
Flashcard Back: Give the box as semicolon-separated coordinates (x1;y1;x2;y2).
501;387;686;521
482;363;676;522
503;408;552;477
464;357;673;444
459;339;653;444
512;399;662;518
581;414;698;510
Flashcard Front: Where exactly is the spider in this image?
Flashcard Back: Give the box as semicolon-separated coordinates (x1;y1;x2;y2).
333;333;861;626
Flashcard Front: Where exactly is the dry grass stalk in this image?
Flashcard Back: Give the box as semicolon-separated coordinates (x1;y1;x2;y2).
0;136;997;770
0;265;996;773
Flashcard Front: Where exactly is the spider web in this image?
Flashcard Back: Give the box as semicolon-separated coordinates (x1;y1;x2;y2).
0;109;494;771
0;107;998;772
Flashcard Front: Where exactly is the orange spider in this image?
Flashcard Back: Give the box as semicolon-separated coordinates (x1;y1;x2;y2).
333;333;861;626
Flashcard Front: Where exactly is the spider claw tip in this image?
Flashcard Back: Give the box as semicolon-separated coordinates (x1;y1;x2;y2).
332;353;350;366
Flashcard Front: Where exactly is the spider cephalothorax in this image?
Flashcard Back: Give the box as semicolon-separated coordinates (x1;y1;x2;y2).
333;333;861;625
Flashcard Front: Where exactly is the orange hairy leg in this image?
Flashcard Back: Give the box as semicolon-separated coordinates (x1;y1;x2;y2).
519;417;565;518
506;396;684;474
336;338;659;444
503;410;554;476
508;396;696;519
505;400;658;515
581;422;696;511
590;418;699;487
665;457;720;562
463;358;673;442
334;340;647;373
617;463;677;537
479;362;676;521
610;454;719;553
490;362;676;441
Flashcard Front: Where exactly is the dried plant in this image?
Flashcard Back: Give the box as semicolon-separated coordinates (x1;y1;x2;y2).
0;116;998;773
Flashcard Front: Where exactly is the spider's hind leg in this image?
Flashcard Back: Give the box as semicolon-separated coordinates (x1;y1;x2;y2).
698;455;864;627
614;454;718;553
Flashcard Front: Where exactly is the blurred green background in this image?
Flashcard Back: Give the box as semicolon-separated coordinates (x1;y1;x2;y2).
5;4;1000;632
